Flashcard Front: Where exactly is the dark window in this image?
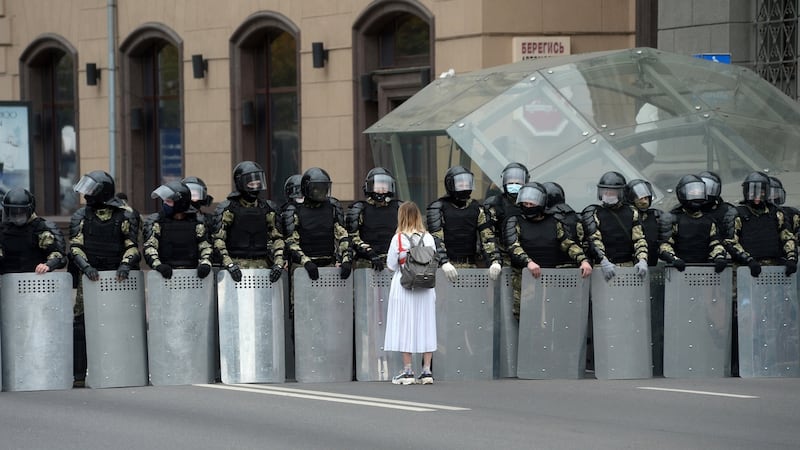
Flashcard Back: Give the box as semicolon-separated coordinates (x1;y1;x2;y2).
379;14;430;68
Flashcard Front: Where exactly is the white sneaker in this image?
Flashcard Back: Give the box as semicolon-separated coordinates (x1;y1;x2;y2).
391;372;416;385
417;372;434;385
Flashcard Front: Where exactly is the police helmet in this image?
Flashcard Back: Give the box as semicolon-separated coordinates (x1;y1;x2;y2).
284;174;303;200
151;181;192;214
301;167;332;203
596;171;626;204
74;170;115;206
625;179;656;204
444;166;474;200
698;170;722;201
768;176;786;206
2;188;35;226
741;171;770;203
501;162;529;196
542;181;565;209
676;174;707;210
363;167;396;203
182;176;213;207
515;182;547;219
233;161;266;198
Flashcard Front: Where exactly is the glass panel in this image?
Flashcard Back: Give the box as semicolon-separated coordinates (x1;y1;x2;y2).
269;92;299;202
395;14;429;58
54;53;78;214
157;45;180;96
269;32;296;88
157;44;181;183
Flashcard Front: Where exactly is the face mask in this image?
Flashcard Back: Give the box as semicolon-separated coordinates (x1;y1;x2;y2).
521;205;543;218
505;183;522;195
602;194;619;205
634;198;650;210
162;204;174;217
295;197;304;204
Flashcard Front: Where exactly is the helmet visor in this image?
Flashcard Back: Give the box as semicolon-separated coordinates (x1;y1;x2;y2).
452;173;474;192
185;182;207;202
151;185;181;202
629;182;655;201
4;206;30;225
306;181;331;202
682;181;707;201
516;186;546;206
240;171;266;192
769;185;786;205
744;181;768;201
501;167;526;186
74;175;103;196
366;174;395;194
700;177;721;197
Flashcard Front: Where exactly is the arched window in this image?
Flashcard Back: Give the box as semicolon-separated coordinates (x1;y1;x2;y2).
20;36;79;215
120;25;183;212
231;13;300;205
353;1;434;203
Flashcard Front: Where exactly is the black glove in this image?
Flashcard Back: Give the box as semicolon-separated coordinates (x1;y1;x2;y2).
339;262;352;279
748;258;762;277
672;257;686;272
304;261;319;280
84;265;100;281
155;263;173;279
370;255;385;272
116;263;131;280
226;263;242;282
269;265;283;283
196;263;211;279
786;260;797;276
713;258;728;273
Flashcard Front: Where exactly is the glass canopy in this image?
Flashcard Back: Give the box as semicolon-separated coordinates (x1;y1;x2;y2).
365;47;800;211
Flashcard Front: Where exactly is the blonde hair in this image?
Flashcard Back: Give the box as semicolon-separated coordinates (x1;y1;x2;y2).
396;201;426;235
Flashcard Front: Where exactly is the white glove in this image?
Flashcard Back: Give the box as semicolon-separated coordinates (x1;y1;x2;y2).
442;262;458;282
488;262;502;280
634;260;648;278
599;257;616;281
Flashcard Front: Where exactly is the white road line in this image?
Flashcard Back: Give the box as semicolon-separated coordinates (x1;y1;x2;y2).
194;384;471;412
637;387;759;399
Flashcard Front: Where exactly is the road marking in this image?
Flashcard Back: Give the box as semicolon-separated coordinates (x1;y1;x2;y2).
637;387;759;399
195;384;471;412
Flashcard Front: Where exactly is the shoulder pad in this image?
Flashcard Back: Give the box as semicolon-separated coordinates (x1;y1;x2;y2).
263;199;278;212
345;201;367;232
483;195;502;208
69;207;88;238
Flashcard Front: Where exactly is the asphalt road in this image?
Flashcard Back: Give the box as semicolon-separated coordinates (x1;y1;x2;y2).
1;377;798;450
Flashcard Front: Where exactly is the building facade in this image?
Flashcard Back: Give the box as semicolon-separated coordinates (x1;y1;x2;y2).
0;0;637;217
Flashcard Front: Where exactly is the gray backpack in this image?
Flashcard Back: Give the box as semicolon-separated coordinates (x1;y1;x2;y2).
399;233;437;290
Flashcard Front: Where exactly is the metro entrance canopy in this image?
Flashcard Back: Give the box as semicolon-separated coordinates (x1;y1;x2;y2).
365;47;800;211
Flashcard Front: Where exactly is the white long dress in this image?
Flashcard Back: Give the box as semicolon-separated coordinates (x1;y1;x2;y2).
383;232;438;353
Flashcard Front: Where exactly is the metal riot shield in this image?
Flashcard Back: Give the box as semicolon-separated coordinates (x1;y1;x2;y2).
1;272;73;391
353;268;403;381
146;269;217;386
591;267;652;379
217;269;285;384
737;266;800;377
517;268;590;379
293;267;353;382
649;263;666;377
493;267;518;378
663;266;732;377
83;270;148;388
435;268;495;380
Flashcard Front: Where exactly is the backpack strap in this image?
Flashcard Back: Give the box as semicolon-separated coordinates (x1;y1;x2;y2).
397;233;406;265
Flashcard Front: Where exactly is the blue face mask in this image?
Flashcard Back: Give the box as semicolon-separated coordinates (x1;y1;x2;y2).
162;203;174;217
505;183;522;195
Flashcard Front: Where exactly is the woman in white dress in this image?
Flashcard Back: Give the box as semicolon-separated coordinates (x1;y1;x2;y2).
384;201;438;385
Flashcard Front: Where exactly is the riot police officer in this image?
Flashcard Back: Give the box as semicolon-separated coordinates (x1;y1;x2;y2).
625;179;669;267
582;171;648;280
0;188;67;274
70;170;141;385
735;172;797;276
283;167;352;280
505;182;592;318
427;165;502;282
768;175;799;237
143;181;213;279
210;161;285;283
658;175;734;271
346;167;400;271
698;170;742;261
543;181;586;259
484;162;528;265
281;174;304;213
182;176;213;215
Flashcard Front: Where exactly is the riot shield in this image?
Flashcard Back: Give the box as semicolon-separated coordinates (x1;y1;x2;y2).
217;269;285;384
146;269;217;386
663;266;732;377
353;268;403;381
737;265;799;377
591;267;652;379
435;268;495;380
649;263;666;376
517;268;590;379
83;270;148;388
1;272;73;391
293;267;353;383
494;267;518;378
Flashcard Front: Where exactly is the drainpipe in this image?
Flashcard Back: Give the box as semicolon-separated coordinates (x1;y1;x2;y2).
107;0;117;178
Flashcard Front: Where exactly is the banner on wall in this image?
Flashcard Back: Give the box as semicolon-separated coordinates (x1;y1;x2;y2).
0;102;32;195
